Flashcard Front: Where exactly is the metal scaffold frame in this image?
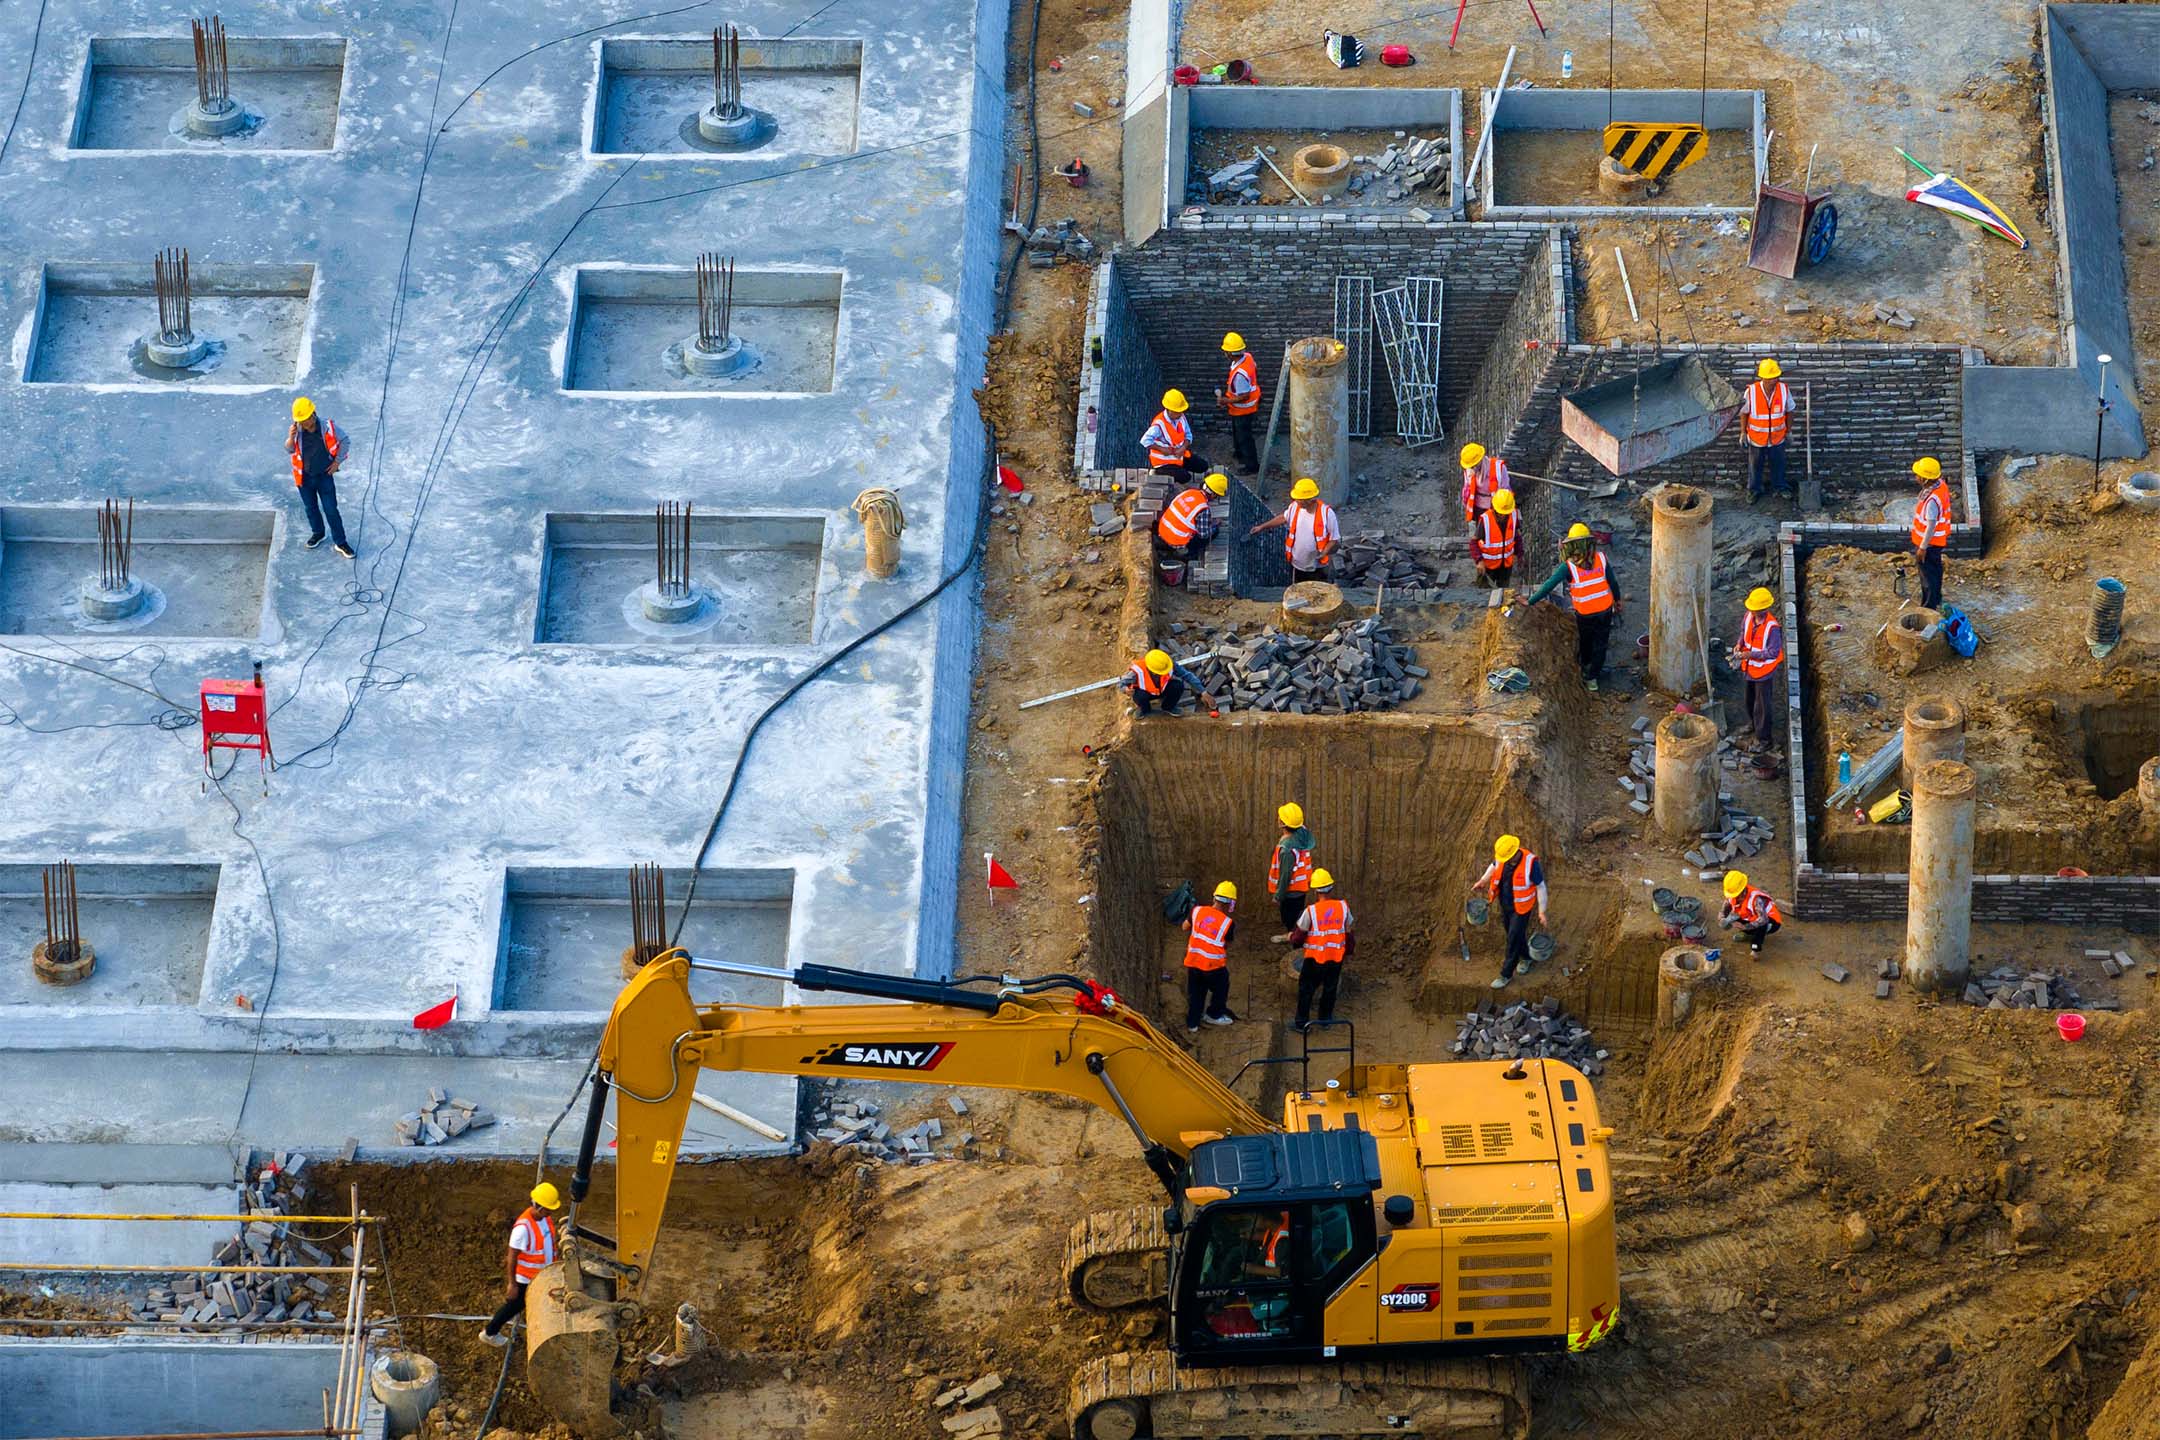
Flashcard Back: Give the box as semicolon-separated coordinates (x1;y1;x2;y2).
1332;275;1374;438
1372;281;1445;447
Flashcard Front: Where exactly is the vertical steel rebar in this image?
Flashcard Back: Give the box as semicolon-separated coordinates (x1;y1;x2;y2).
98;498;134;592
711;25;742;119
154;247;194;345
192;16;230;111
628;863;668;967
694;253;735;353
654;503;693;599
42;861;80;966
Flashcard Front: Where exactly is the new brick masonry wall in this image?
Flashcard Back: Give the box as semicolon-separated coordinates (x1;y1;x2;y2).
1074;263;1165;475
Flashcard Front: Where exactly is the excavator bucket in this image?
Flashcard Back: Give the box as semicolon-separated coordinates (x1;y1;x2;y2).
525;1259;624;1436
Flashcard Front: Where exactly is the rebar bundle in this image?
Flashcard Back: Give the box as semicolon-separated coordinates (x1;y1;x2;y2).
192;15;231;111
694;253;735;353
154;247;194;345
656;501;693;599
98;498;134;592
710;24;743;120
628;863;668;967
42;861;81;966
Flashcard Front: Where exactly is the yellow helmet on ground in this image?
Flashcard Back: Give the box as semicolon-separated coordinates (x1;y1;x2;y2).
291;396;315;421
1204;472;1229;496
1310;868;1335;891
1723;870;1749;898
1491;489;1516;516
1460;442;1486;468
1278;802;1304;828
1912;456;1942;481
1214;880;1238;901
1566;522;1592;542
1745;587;1774;611
1162;388;1189;413
1290;477;1320;500
1221;332;1245;353
1757;358;1782;380
531;1182;562;1210
1144;649;1174;676
1494;834;1522;862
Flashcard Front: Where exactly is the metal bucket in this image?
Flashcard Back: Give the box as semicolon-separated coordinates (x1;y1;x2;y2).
1465;896;1491;926
1527;933;1556;964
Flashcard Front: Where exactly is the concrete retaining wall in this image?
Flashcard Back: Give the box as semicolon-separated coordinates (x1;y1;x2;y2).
1120;0;1177;243
0;1339;356;1439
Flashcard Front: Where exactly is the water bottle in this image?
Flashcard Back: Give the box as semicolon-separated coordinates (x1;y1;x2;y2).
1561;50;1573;79
1837;751;1852;786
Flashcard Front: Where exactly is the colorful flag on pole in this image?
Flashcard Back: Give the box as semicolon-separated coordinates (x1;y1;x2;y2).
986;853;1019;890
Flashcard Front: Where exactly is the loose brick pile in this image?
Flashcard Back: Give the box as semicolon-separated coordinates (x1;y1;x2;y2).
812;1093;974;1164
393;1086;496;1146
1453;995;1608;1075
1961;966;2092;1011
1186;618;1426;713
128;1155;353;1330
1334;530;1450;591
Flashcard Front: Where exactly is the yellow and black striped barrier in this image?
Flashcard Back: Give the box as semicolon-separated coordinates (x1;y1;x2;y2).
1601;121;1708;181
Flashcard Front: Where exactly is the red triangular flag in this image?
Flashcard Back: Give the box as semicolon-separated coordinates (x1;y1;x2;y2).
412;986;458;1030
996;465;1025;493
986;852;1019;889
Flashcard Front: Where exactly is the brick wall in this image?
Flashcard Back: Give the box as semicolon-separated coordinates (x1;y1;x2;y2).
1227;473;1292;591
1794;867;2160;931
1075;263;1165;475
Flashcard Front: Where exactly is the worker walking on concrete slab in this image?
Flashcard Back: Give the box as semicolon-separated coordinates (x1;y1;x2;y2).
285;397;354;558
1120;647;1199;716
1215;333;1262;476
1267;802;1316;942
1742;359;1793;502
1731;587;1785;749
1248;478;1339;582
1459;442;1511;529
1472;488;1519;589
1909;456;1953;610
1470;834;1547;989
1141;389;1204;477
1292;869;1353;1031
480;1180;563;1347
1183;881;1239;1033
1719;869;1784;958
1157;472;1227;573
1520;523;1623;691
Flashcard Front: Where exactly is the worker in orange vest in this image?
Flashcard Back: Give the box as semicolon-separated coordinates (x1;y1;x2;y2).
1156;472;1227;577
1719;869;1785;958
1471;487;1519;589
285;397;354;558
1214;333;1262;475
1182;881;1239;1034
1118;647;1199;716
1459;442;1510;529
1292;869;1353;1031
1729;587;1785;749
1909;456;1953;610
1469;834;1547;989
1247;478;1338;582
1140;389;1205;477
1741;359;1793;502
1519;523;1623;691
480;1180;563;1346
1267;801;1316;942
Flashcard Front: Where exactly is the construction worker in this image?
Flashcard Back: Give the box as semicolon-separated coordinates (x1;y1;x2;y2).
1719;869;1785;958
479;1180;562;1346
1267;802;1315;941
1156;472;1227;575
1292;869;1353;1031
1214;333;1262;475
1459;442;1510;529
1183;881;1238;1033
285;397;354;558
1247;478;1338;583
1741;359;1793;501
1141;389;1203;477
1519;523;1623;691
1472;488;1519;589
1469;835;1547;989
1730;587;1785;749
1119;647;1199;716
1910;456;1952;610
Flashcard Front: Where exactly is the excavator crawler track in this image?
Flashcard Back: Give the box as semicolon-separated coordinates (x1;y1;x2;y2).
1065;1206;1170;1310
1068;1349;1530;1440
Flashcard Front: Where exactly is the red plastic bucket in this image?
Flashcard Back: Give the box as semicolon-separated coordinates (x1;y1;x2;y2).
2057;1013;2086;1042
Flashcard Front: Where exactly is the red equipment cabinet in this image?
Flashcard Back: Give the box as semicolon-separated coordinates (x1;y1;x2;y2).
200;664;272;791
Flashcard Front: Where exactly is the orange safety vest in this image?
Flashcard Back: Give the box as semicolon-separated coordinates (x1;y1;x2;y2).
1283;503;1337;566
1488;851;1540;915
1130;660;1169;695
1268;841;1313;895
1145;411;1192;468
1260;1214;1289;1267
1224;353;1260;417
1743;381;1790;447
1184;905;1231;970
1733;885;1782;927
1474;509;1518;568
1462;457;1509;518
509;1207;558;1284
1739;611;1783;680
1157;486;1211;547
287;418;341;488
1911;482;1952;548
1566;553;1614;614
1302;897;1349;964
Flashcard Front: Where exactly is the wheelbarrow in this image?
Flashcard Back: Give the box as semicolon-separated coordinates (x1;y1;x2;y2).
1747;143;1837;279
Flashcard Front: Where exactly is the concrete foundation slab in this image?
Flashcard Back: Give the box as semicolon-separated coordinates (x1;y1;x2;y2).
0;1181;234;1271
535;512;823;645
590;37;861;159
0;505;274;639
0;862;218;1009
66;36;349;154
21;263;315;389
0;1338;348;1439
562;266;841;395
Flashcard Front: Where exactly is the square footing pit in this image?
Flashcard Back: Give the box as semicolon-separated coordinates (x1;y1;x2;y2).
1480;89;1763;219
23;263;315;388
536;511;822;646
0;863;217;1009
0;1339;346;1438
0;505;274;638
495;866;794;1014
590;37;861;159
1173;86;1462;216
67;36;348;153
563;265;840;395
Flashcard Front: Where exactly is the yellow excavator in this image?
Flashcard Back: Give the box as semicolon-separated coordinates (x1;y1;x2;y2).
528;952;1620;1439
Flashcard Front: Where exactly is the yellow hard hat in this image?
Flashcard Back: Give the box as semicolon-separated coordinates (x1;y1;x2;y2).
1310;868;1335;891
1757;358;1782;380
1291;477;1320;500
1723;870;1749;898
1214;880;1238;902
291;396;315;422
1491;489;1516;516
1162;389;1189;413
1221;332;1245;353
1144;648;1173;676
1460;442;1486;468
531;1181;562;1210
1745;587;1774;611
1912;456;1942;481
1278;802;1303;828
1204;472;1229;496
1566;522;1592;542
1494;834;1522;862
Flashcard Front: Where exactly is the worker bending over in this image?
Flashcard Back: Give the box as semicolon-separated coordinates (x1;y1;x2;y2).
1120;648;1200;716
1472;488;1518;589
1267;802;1316;942
1156;472;1226;577
1182;881;1239;1033
1720;869;1784;958
1742;359;1793;502
285;397;355;559
1909;456;1953;610
480;1181;563;1347
1459;442;1510;529
1215;333;1262;475
1519;523;1623;691
1141;389;1204;477
1471;834;1547;990
1248;478;1338;583
1292;869;1353;1032
1730;587;1785;749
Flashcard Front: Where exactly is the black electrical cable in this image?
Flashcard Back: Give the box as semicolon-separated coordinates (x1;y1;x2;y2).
994;0;1047;318
0;0;49;167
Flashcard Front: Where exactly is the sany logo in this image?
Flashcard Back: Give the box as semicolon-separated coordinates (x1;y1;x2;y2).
1381;1284;1440;1312
801;1041;956;1072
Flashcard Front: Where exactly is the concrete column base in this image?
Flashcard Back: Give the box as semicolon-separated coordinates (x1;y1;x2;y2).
32;938;95;986
1657;945;1720;1031
142;332;212;369
681;336;754;378
79;576;149;622
1900;696;1966;789
1654;710;1720;838
1882;607;1946;675
695;105;776;149
639;580;706;624
1281;581;1346;635
181;98;250;138
1906;759;1977;993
